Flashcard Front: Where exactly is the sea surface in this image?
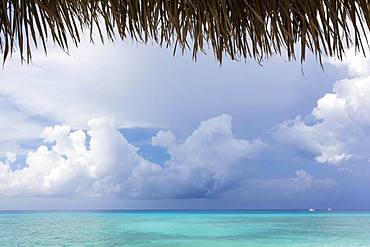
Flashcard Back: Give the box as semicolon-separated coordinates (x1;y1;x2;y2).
0;210;370;246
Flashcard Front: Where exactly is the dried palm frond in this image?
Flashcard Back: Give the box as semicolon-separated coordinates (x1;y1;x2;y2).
0;0;369;64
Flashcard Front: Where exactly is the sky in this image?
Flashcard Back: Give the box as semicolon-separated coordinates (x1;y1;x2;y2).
0;39;369;210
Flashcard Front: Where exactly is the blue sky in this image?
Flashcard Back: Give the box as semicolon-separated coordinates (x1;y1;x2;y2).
0;40;369;210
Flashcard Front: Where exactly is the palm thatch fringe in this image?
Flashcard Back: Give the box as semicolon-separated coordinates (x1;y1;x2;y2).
0;0;369;63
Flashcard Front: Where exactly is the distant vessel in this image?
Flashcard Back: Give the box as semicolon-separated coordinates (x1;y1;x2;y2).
328;208;332;211
308;208;316;212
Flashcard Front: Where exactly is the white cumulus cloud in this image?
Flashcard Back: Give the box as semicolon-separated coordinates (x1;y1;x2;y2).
151;130;176;149
0;114;264;198
274;49;370;165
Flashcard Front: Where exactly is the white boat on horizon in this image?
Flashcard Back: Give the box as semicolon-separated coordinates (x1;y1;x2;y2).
308;208;316;212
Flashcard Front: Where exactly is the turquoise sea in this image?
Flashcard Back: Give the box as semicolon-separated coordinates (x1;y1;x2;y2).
1;210;370;246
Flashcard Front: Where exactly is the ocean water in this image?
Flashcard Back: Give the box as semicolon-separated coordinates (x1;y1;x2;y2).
0;211;370;246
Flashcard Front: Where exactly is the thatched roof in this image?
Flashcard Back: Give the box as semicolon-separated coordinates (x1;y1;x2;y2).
1;0;370;63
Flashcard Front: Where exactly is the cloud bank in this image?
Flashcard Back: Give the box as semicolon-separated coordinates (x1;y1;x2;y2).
0;115;264;198
274;49;370;165
245;169;336;195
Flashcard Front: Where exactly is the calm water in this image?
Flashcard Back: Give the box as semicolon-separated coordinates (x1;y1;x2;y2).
0;210;370;246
